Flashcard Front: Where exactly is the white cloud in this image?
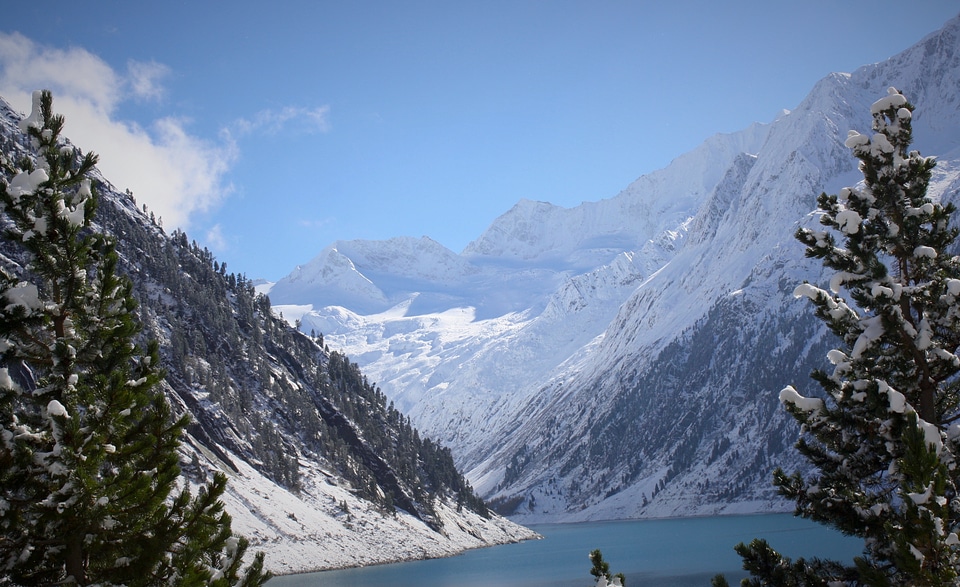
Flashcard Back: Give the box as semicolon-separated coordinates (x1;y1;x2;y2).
0;32;121;111
0;31;234;230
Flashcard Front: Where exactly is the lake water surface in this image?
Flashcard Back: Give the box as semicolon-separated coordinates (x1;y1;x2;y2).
271;513;863;587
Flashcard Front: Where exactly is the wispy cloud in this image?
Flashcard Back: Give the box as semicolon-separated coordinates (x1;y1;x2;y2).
226;105;331;139
204;223;228;252
126;59;170;101
0;31;235;230
298;217;336;230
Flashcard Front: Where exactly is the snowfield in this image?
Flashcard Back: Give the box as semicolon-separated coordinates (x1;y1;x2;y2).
197;438;537;575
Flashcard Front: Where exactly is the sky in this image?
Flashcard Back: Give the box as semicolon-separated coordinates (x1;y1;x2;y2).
1;1;958;281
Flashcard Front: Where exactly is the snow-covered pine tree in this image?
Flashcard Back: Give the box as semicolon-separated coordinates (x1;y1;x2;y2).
589;549;625;586
727;89;960;585
0;91;269;586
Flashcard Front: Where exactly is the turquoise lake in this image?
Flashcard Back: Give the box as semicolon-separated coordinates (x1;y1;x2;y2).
271;513;863;586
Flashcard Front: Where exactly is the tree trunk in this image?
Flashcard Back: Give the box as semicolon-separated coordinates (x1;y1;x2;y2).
64;532;86;585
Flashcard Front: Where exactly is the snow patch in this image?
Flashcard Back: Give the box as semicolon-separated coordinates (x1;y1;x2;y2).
779;386;824;414
46;399;68;418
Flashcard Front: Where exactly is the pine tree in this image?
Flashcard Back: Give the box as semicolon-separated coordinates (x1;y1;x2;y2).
730;89;960;585
589;549;625;586
0;91;269;586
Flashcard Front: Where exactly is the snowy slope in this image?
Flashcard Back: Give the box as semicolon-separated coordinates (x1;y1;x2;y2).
268;14;960;523
190;434;532;575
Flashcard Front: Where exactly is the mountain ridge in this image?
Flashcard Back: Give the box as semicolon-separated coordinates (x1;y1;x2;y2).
268;13;960;523
472;13;960;522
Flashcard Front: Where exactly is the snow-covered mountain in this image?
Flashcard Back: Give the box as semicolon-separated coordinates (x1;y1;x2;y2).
268;14;960;523
271;123;771;466
0;97;535;575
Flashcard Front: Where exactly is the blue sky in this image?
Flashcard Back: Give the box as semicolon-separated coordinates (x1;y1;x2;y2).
2;2;958;281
